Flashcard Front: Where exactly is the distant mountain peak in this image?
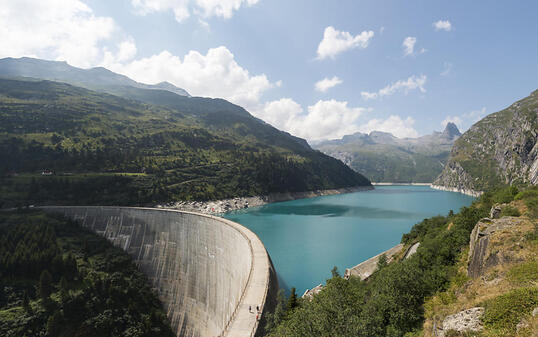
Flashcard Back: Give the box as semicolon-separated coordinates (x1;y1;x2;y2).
442;122;461;139
0;56;190;97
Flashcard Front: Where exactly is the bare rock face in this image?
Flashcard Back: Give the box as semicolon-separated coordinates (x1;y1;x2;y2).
434;89;538;193
436;307;485;337
489;204;502;219
467;217;526;278
302;284;324;300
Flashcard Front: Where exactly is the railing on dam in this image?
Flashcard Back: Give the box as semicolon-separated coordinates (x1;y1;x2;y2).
41;206;276;337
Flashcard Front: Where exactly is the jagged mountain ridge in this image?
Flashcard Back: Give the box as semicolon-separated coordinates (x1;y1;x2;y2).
314;123;461;183
434;90;538;192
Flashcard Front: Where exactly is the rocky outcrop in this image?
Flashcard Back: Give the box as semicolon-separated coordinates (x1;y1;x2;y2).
404;242;420;259
302;284;324;300
435;90;538;192
467;215;526;278
430;184;482;197
435;307;484;337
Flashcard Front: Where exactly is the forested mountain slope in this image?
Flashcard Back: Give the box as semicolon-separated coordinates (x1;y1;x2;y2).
434;90;538;192
0;210;175;337
0;78;369;207
315;123;461;183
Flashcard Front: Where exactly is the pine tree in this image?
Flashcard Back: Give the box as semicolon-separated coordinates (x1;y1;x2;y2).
22;290;32;313
59;277;69;303
286;287;298;312
39;270;53;300
377;253;388;270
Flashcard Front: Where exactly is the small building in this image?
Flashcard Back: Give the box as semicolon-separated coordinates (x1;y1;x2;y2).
41;169;54;176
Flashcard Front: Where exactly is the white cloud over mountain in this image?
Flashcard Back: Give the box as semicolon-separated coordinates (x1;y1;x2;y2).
106;47;276;111
317;26;374;60
131;0;259;22
259;99;365;141
0;1;276;113
361;75;427;100
0;0;118;68
315;76;343;93
359;115;418;138
0;0;426;142
434;20;452;31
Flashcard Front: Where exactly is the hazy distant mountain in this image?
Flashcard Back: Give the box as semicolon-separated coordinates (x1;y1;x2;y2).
435;90;538;192
0;57;190;97
315;123;461;183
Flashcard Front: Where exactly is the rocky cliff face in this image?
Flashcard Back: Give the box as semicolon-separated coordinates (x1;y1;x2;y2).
434;90;538;193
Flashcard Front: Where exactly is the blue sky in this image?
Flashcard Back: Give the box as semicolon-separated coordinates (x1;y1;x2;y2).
2;0;537;141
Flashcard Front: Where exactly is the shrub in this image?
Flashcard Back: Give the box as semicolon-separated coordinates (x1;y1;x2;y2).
499;205;520;217
482;288;538;334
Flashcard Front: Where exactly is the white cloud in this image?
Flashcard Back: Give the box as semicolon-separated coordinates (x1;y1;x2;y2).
317;26;374;60
106;46;276;111
131;0;259;22
359;115;418;138
361;75;427;100
402;37;416;56
258;99;365;141
402;37;426;56
0;0;119;68
434;20;452;31
441;61;453;76
315;76;343;93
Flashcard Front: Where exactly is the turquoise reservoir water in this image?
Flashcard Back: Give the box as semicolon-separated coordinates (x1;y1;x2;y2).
223;185;474;294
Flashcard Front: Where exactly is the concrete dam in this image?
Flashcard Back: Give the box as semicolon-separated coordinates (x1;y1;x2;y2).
42;206;278;337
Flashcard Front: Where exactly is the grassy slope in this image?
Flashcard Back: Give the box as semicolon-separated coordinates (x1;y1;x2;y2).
421;189;538;337
0;78;369;207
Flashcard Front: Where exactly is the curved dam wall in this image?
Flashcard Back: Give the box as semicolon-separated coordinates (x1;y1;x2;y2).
41;206;277;337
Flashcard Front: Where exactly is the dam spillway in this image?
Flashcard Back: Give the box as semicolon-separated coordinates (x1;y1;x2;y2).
41;206;277;337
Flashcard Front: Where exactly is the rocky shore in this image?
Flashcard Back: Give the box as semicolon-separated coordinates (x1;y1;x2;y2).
157;185;373;214
430;184;482;197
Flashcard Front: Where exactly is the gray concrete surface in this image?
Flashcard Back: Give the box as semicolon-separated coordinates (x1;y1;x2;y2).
41;206;275;337
344;244;403;280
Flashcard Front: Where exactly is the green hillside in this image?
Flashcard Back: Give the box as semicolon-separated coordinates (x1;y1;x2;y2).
0;78;369;207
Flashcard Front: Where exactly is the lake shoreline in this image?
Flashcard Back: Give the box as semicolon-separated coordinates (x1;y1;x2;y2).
430;184;482;197
372;182;431;186
157;185;374;214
